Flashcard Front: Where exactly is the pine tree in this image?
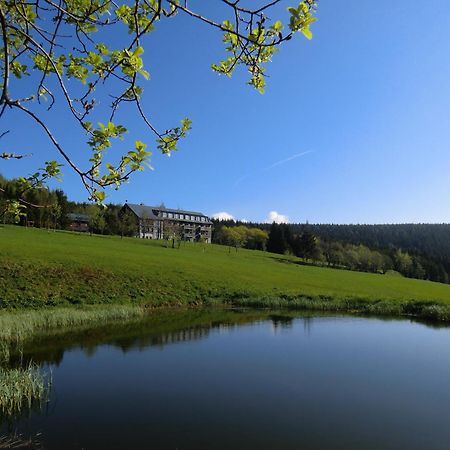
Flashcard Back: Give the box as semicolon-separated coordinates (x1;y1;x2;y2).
293;230;317;261
267;223;288;254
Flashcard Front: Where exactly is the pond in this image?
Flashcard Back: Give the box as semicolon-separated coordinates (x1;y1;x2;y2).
2;309;450;449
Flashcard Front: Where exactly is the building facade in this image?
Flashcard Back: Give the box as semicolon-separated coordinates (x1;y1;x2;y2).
122;203;213;243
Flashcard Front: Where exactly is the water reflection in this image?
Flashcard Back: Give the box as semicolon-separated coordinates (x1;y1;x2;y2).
3;309;450;450
10;309;272;367
269;314;294;331
9;309;450;369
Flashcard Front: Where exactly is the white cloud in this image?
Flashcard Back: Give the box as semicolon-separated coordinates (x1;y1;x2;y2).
212;211;235;221
240;218;249;223
266;211;289;224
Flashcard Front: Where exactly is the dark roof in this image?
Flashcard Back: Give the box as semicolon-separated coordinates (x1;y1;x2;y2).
125;203;211;221
67;213;90;222
125;204;159;220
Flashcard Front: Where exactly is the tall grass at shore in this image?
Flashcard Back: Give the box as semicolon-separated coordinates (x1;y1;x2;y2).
0;363;48;417
230;296;450;321
0;305;146;348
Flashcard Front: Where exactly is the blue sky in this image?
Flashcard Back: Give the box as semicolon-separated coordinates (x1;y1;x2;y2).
2;0;450;224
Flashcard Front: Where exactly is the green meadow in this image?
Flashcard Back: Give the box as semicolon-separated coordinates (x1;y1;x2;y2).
1;225;450;320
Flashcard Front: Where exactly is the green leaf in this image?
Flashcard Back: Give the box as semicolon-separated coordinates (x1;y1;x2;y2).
135;140;147;152
272;20;283;32
288;6;299;18
133;46;144;57
139;69;150;80
302;27;313;39
93;191;106;202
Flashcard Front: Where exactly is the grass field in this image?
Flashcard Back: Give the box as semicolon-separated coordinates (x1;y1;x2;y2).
1;225;450;318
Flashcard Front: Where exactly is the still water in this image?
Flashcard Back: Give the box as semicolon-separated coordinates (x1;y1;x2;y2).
3;309;450;449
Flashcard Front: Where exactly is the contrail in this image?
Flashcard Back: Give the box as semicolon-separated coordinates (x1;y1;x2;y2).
234;150;314;187
263;150;314;171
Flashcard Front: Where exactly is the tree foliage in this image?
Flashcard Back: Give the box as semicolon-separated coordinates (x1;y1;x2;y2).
216;224;268;251
267;222;289;254
0;0;318;205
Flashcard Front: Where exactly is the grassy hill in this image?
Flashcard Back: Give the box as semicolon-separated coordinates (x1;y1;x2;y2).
2;225;450;320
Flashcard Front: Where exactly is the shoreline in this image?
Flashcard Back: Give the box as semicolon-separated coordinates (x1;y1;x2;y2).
1;296;450;348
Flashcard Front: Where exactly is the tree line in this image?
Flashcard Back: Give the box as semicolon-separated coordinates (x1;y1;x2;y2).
0;174;137;236
212;219;450;284
307;223;450;284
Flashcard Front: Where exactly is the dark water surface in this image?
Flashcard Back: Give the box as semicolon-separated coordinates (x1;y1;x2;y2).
3;309;450;449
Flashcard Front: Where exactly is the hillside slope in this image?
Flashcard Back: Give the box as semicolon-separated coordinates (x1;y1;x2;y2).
2;226;450;316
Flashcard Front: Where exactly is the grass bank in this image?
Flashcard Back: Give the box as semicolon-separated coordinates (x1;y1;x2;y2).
2;226;450;322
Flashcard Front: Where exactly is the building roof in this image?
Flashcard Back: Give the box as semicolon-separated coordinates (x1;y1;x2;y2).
125;203;211;222
125;204;159;220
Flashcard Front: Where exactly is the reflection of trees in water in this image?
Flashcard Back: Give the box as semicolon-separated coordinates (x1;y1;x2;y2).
303;317;312;336
15;323;220;367
11;312;373;368
112;322;255;353
8;347;64;368
269;315;315;336
16;317;267;367
11;317;261;366
11;312;448;370
114;326;212;353
269;315;294;331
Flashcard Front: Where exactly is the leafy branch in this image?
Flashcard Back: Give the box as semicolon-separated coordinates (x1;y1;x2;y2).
0;0;318;202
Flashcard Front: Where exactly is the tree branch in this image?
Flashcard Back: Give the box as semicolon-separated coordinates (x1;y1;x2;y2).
0;4;10;104
0;152;32;159
165;0;290;48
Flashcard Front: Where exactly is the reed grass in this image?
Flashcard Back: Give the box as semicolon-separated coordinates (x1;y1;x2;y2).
0;363;49;417
0;305;146;347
